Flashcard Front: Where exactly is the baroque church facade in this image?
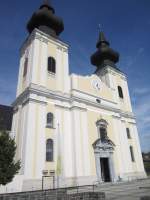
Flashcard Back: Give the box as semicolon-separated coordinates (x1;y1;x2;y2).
1;1;146;192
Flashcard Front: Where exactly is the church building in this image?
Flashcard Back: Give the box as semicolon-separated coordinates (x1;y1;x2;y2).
1;0;146;192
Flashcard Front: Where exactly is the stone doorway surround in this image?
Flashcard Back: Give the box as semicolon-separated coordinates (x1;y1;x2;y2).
93;138;116;183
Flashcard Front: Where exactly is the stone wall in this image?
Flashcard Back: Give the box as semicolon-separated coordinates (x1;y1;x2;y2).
0;190;105;200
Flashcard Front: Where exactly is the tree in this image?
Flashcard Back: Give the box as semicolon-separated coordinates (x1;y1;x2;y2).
0;131;20;185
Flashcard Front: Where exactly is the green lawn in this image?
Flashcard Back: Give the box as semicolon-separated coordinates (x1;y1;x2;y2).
144;161;150;176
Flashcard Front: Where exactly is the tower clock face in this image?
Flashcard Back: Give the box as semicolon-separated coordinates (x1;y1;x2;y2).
92;80;101;90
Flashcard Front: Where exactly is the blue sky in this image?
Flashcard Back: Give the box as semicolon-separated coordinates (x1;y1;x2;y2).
0;0;150;152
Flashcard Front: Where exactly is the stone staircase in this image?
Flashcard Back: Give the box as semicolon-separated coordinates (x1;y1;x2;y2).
0;178;150;200
91;178;150;200
65;178;150;200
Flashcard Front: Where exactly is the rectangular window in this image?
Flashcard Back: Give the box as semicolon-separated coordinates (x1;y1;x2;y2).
99;127;107;140
23;57;28;77
126;128;131;139
130;146;135;162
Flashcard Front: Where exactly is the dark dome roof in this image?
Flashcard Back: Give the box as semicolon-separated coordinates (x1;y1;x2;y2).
91;32;119;68
27;1;64;37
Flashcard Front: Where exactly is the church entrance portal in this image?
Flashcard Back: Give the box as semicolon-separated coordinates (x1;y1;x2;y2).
93;137;115;182
100;158;111;182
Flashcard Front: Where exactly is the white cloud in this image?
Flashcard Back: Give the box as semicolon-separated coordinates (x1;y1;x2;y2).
132;87;150;152
138;47;144;54
133;87;150;96
125;47;145;67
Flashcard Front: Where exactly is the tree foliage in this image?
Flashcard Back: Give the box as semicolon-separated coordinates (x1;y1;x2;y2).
0;131;20;185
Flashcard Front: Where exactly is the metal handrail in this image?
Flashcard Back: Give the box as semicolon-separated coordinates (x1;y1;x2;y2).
92;180;101;192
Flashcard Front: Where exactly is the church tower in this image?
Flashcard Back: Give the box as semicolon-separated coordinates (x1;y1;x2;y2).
91;32;133;113
11;0;71;190
5;1;146;193
90;32;146;182
16;0;70;97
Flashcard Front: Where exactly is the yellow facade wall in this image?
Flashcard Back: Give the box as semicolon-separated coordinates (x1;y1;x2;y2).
75;75;113;101
87;109;116;175
115;75;131;112
45;103;56;171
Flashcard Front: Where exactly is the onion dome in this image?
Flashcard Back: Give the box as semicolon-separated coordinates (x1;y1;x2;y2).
27;0;64;38
91;32;119;69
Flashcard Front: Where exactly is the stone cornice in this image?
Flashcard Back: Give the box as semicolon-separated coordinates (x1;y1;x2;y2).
20;28;69;56
98;65;127;81
12;83;135;120
71;89;117;105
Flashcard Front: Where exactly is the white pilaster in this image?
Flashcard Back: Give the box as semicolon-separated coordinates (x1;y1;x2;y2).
30;38;40;84
63;109;74;177
63;50;70;93
112;117;122;179
16;56;24;96
123;80;132;112
120;121;133;173
55;107;64;177
39;41;48;86
72;109;83;177
35;103;46;178
20;105;28;175
23;102;36;178
56;48;63;92
81;110;91;176
132;125;145;172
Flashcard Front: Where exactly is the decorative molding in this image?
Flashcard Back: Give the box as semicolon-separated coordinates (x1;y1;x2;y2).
34;28;69;47
112;115;121;119
93;138;115;153
121;119;126;123
72;89;117;105
120;111;136;119
20;28;69;57
97;65;127;81
23;98;48;106
57;46;68;53
35;35;49;44
128;121;137;125
70;106;87;111
55;104;70;110
96;119;108;127
12;83;135;120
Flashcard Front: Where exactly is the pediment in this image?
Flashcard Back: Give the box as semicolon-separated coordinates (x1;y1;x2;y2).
93;137;115;151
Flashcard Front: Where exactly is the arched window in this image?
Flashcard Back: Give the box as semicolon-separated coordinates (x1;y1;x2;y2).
23;57;28;77
48;57;56;74
130;146;135;162
118;86;124;99
47;112;54;128
46;139;53;162
126;128;131;139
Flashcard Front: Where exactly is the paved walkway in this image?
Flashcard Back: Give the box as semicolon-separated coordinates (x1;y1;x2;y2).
94;178;150;200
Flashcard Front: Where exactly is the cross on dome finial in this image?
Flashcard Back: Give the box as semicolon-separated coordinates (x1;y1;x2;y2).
43;0;49;4
42;0;53;7
98;24;102;32
40;0;55;13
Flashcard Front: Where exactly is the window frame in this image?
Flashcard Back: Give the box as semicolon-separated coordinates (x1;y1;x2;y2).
96;119;108;140
46;112;54;128
23;57;28;77
126;128;131;139
130;146;135;162
46;139;54;162
48;57;56;74
99;127;107;141
118;86;124;99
